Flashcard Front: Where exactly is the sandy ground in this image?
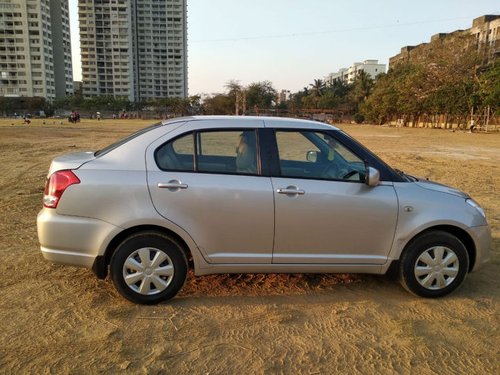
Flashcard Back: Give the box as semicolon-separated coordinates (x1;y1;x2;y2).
0;118;498;374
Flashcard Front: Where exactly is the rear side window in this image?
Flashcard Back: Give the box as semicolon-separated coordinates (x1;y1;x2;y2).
156;133;194;171
155;130;259;175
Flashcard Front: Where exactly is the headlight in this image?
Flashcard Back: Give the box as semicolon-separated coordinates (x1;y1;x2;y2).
466;199;486;218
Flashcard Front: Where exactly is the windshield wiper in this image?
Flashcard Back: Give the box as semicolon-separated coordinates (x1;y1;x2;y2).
395;168;417;182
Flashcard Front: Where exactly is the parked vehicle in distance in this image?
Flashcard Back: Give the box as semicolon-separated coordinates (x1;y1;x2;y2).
37;116;491;304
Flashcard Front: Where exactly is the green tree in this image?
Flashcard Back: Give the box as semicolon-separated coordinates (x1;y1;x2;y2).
289;88;309;111
309;79;326;97
246;81;277;109
361;33;482;125
478;64;500;115
349;70;374;106
0;96;51;116
317;91;340;108
225;80;245;114
360;72;399;124
327;78;350;98
202;94;233;115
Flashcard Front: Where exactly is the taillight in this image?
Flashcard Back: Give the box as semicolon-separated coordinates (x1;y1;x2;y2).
43;170;80;208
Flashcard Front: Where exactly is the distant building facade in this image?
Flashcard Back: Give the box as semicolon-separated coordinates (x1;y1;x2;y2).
277;89;291;104
0;0;73;100
325;60;386;85
325;68;348;84
73;80;82;95
389;15;499;68
470;15;499;63
79;0;187;101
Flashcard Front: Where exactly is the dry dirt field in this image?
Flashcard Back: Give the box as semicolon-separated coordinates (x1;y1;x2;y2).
0;118;499;374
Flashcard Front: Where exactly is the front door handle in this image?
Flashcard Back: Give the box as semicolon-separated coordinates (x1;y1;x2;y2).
158;180;188;189
277;186;305;195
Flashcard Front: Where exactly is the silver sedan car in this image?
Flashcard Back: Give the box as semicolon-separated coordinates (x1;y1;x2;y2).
37;116;491;304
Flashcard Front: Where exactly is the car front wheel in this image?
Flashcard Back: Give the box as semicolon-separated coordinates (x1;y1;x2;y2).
399;230;469;298
110;232;188;304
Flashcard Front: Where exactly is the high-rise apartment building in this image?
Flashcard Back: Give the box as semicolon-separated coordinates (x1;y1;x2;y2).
0;0;73;100
79;0;187;102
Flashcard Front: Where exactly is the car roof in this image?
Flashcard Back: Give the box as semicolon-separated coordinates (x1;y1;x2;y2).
161;115;339;131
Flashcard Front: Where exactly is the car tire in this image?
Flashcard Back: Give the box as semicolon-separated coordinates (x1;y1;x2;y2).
399;230;469;298
110;231;188;304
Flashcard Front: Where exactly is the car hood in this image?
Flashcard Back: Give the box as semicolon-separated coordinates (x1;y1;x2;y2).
48;151;95;175
415;179;469;199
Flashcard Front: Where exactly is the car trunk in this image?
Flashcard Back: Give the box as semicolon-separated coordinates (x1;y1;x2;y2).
47;151;96;175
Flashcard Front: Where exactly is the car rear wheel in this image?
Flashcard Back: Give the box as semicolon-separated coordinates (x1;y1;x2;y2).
110;232;188;304
399;230;469;298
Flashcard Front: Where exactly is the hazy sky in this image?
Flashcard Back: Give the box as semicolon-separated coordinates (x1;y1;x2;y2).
68;0;499;95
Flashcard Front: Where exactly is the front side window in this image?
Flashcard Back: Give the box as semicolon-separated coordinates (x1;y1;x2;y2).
276;130;365;182
155;129;259;175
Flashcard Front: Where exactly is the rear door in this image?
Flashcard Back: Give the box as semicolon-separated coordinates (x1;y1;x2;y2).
146;119;275;264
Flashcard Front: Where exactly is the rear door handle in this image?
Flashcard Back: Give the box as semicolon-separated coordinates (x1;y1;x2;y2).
158;180;188;189
277;186;305;195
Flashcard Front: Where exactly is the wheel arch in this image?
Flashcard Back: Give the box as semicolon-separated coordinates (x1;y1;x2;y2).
94;224;195;279
403;225;476;272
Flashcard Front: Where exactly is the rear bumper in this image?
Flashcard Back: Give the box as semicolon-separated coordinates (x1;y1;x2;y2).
41;246;95;268
37;208;121;270
469;225;491;272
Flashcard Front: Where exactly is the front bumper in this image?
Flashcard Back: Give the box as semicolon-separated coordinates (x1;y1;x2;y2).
37;208;121;269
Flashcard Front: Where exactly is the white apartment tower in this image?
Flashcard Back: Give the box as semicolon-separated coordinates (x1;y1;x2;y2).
325;60;386;85
79;0;187;101
0;0;73;100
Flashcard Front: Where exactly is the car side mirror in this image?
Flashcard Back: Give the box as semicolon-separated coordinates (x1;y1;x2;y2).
366;166;380;187
306;150;318;163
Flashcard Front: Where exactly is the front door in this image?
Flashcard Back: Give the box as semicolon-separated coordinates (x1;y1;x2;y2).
271;130;398;264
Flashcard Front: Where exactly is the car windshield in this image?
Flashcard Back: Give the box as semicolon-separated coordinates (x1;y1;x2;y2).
94;122;162;157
